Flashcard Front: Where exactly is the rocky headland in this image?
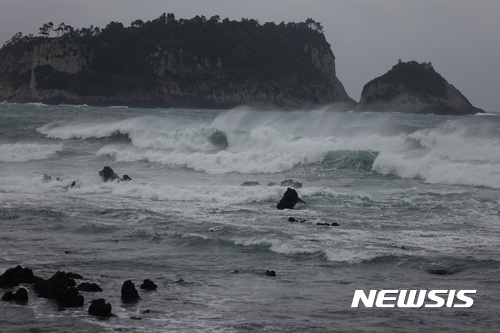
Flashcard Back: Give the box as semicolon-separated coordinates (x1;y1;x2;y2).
0;15;354;109
356;60;484;115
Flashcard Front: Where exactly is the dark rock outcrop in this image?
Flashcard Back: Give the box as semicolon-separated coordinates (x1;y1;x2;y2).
288;217;306;223
0;265;38;288
241;181;260;186
140;279;157;291
265;270;276;277
2;288;28;303
277;188;306;210
98;166;120;182
121;280;140;302
34;271;84;307
56;286;84;307
77;282;103;292
88;298;113;317
357;60;484;115
317;222;340;226
121;175;132;181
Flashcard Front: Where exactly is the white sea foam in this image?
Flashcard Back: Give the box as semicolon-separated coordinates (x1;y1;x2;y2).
36;108;500;188
373;120;500;188
0;143;63;162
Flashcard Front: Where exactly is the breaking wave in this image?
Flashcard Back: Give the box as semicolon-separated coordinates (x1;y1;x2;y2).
36;109;500;187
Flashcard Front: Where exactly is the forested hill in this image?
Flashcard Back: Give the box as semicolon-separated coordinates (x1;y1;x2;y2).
0;14;355;108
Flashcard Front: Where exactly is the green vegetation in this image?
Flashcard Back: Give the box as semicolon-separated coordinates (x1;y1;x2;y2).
1;14;334;102
362;61;448;101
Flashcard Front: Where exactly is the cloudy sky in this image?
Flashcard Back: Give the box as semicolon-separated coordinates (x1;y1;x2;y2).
1;0;498;111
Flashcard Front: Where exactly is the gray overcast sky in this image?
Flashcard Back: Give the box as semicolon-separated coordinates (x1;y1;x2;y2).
1;0;498;111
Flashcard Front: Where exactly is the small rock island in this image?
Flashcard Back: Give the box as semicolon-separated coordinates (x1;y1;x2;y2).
356;60;484;115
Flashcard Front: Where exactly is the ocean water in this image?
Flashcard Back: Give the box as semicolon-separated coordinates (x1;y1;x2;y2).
0;102;499;332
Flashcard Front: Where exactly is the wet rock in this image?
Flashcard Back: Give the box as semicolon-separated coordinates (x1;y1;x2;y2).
316;222;340;226
121;175;132;181
429;269;449;275
88;298;113;317
34;271;77;299
77;282;103;292
121;280;140;302
56;286;84;307
98;166;120;182
241;181;260;186
67;272;83;280
140;279;157;291
277;188;306;210
0;265;38;288
265;270;276;277
2;288;28;303
288;217;307;223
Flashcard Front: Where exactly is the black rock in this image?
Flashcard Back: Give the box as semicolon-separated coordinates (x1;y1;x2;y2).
140;279;157;291
429;269;449;275
2;287;28;303
98;166;120;182
317;222;340;226
34;271;77;300
277;188;306;210
56;286;84;307
241;181;260;186
121;175;132;181
32;270;83;307
121;280;140;302
0;265;38;288
265;270;276;277
88;298;113;317
288;217;297;222
67;272;83;280
77;282;103;292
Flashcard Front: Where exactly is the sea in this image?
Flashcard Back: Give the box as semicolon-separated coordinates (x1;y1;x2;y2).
0;102;499;332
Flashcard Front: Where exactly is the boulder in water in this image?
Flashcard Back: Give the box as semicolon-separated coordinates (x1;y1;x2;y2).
241;181;260;186
121;280;140;302
2;288;28;303
0;265;38;288
77;282;103;292
140;279;157;291
88;298;113;317
277;188;306;210
98;166;120;182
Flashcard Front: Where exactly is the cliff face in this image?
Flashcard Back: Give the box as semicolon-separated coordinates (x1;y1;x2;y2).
0;16;354;109
356;61;483;115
